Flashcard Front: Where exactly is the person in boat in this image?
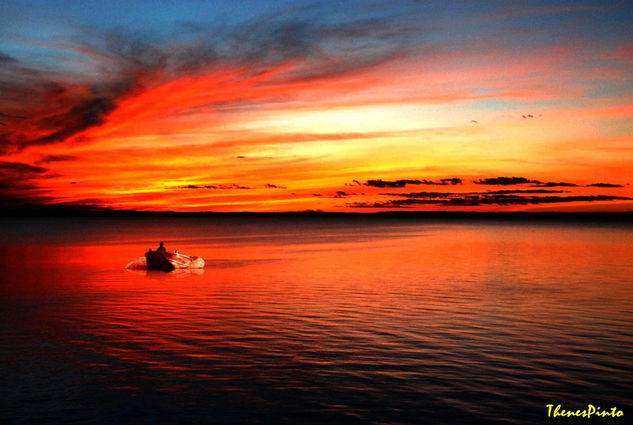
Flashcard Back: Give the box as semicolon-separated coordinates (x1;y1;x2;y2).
157;241;166;252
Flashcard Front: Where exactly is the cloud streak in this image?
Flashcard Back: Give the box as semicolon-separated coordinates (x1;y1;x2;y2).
0;161;56;207
586;183;623;188
364;178;462;188
36;154;78;164
348;195;632;208
474;177;540;185
174;184;251;190
0;11;418;154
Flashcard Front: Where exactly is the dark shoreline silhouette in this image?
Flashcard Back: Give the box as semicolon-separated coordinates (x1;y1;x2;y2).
1;205;632;222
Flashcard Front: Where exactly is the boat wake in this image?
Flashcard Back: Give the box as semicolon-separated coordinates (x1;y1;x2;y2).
126;256;148;270
126;255;206;271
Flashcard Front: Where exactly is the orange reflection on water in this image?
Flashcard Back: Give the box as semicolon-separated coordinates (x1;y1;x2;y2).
2;219;632;424
31;221;626;366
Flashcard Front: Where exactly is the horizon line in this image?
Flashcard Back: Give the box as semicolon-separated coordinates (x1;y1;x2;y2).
2;207;633;221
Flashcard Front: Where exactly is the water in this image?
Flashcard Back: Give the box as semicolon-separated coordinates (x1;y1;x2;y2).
1;217;632;424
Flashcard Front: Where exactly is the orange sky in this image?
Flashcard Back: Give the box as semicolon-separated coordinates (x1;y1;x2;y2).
1;1;632;212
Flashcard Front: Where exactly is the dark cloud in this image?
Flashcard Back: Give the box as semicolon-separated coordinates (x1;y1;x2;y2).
347;201;408;209
586;183;623;188
0;161;56;208
0;52;17;64
348;194;632;208
364;178;462;188
360;185;632;208
0;111;26;119
381;189;566;200
265;183;286;189
382;191;450;198
365;179;421;188
474;189;565;194
175;183;251;190
531;182;578;187
332;191;351;198
474;177;540;185
246;16;418;84
439;178;462;185
36;154;77;164
0;44;148;153
474;177;585;188
31;97;116;146
0;161;47;175
522;114;534;119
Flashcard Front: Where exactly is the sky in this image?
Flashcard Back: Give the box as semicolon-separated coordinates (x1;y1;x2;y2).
1;0;632;212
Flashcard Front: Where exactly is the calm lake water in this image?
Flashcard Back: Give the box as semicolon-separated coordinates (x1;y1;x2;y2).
1;217;632;424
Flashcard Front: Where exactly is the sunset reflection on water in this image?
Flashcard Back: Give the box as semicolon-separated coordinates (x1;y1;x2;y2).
1;218;632;424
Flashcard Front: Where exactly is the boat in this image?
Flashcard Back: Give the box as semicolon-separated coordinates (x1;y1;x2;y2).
144;250;205;272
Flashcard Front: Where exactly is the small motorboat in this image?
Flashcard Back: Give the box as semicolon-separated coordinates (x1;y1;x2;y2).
145;250;205;272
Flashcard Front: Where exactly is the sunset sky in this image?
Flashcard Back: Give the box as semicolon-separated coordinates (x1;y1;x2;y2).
1;0;632;212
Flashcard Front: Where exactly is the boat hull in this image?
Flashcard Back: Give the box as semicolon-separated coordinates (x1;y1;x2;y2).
145;251;204;272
